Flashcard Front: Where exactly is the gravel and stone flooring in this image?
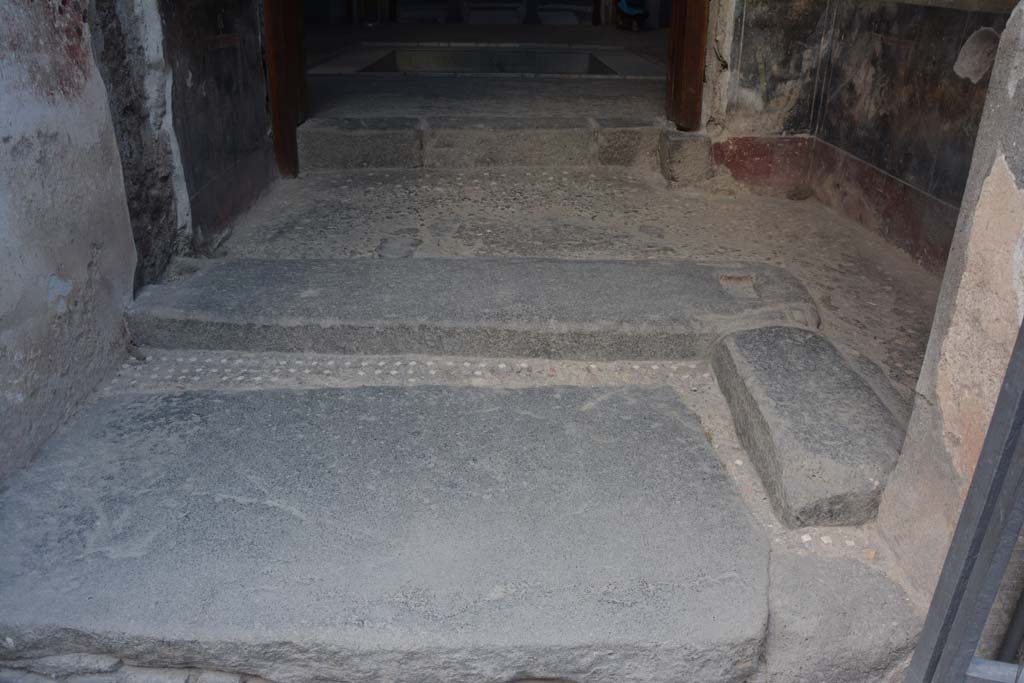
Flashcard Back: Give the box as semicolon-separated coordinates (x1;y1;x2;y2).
1;160;937;681
221;167;939;394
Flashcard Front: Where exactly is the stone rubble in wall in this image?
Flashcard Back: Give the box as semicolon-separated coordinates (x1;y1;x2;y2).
0;656;270;683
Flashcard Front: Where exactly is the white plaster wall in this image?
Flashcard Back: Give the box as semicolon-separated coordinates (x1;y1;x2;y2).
0;1;137;479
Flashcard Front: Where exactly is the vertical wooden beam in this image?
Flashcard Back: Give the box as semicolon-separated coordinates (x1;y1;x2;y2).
665;0;709;131
264;0;304;176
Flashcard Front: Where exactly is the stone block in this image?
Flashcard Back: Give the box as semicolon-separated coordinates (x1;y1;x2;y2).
0;386;768;683
713;325;903;527
659;130;713;184
128;257;820;359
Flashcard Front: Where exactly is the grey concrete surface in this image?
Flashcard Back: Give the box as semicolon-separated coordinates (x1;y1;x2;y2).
0;385;768;683
765;550;921;682
129;257;819;358
0;3;137;480
712;326;903;527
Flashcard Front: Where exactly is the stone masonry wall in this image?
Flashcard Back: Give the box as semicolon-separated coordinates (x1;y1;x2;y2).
0;1;136;479
89;0;193;289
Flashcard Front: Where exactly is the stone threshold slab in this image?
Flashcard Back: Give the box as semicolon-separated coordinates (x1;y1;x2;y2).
0;385;768;683
127;257;820;358
296;115;669;169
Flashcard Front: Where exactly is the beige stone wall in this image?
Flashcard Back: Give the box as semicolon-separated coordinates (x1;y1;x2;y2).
0;1;136;479
877;1;1024;603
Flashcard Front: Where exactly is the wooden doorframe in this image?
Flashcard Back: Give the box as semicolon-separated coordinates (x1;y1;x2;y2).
665;0;710;132
264;0;307;177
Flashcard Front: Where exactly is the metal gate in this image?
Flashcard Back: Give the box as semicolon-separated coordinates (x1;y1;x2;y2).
907;320;1024;682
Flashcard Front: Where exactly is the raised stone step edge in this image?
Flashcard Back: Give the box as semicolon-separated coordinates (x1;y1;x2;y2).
1;385;768;683
711;325;904;528
296;115;711;177
0;658;262;683
126;257;821;359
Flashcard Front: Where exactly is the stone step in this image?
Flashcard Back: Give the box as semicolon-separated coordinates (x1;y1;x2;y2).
0;384;769;683
711;325;903;528
297;115;666;171
127;257;820;358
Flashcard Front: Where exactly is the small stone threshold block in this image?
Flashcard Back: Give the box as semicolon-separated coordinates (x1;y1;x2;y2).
712;325;902;527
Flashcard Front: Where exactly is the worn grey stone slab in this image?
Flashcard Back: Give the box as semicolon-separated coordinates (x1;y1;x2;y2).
0;671;53;683
298;120;423;171
0;386;767;683
128;257;819;358
192;672;240;683
120;671;187;683
765;551;921;682
423;117;596;167
298;114;669;170
597;126;661;167
3;656;120;679
712;325;903;527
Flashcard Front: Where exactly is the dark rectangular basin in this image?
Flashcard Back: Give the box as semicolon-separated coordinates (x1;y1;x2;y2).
362;48;617;75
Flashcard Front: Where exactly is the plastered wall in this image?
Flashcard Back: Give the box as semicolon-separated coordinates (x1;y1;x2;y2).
0;1;136;479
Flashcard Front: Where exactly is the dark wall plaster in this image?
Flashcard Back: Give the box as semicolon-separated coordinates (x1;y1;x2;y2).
815;1;1008;206
726;0;834;136
722;0;1010;267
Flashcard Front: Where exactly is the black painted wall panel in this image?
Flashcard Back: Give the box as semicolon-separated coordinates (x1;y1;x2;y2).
728;0;834;134
815;1;1006;205
729;0;1009;206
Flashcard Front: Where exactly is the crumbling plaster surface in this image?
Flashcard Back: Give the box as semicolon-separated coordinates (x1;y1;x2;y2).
878;1;1024;603
89;0;192;288
0;0;136;480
